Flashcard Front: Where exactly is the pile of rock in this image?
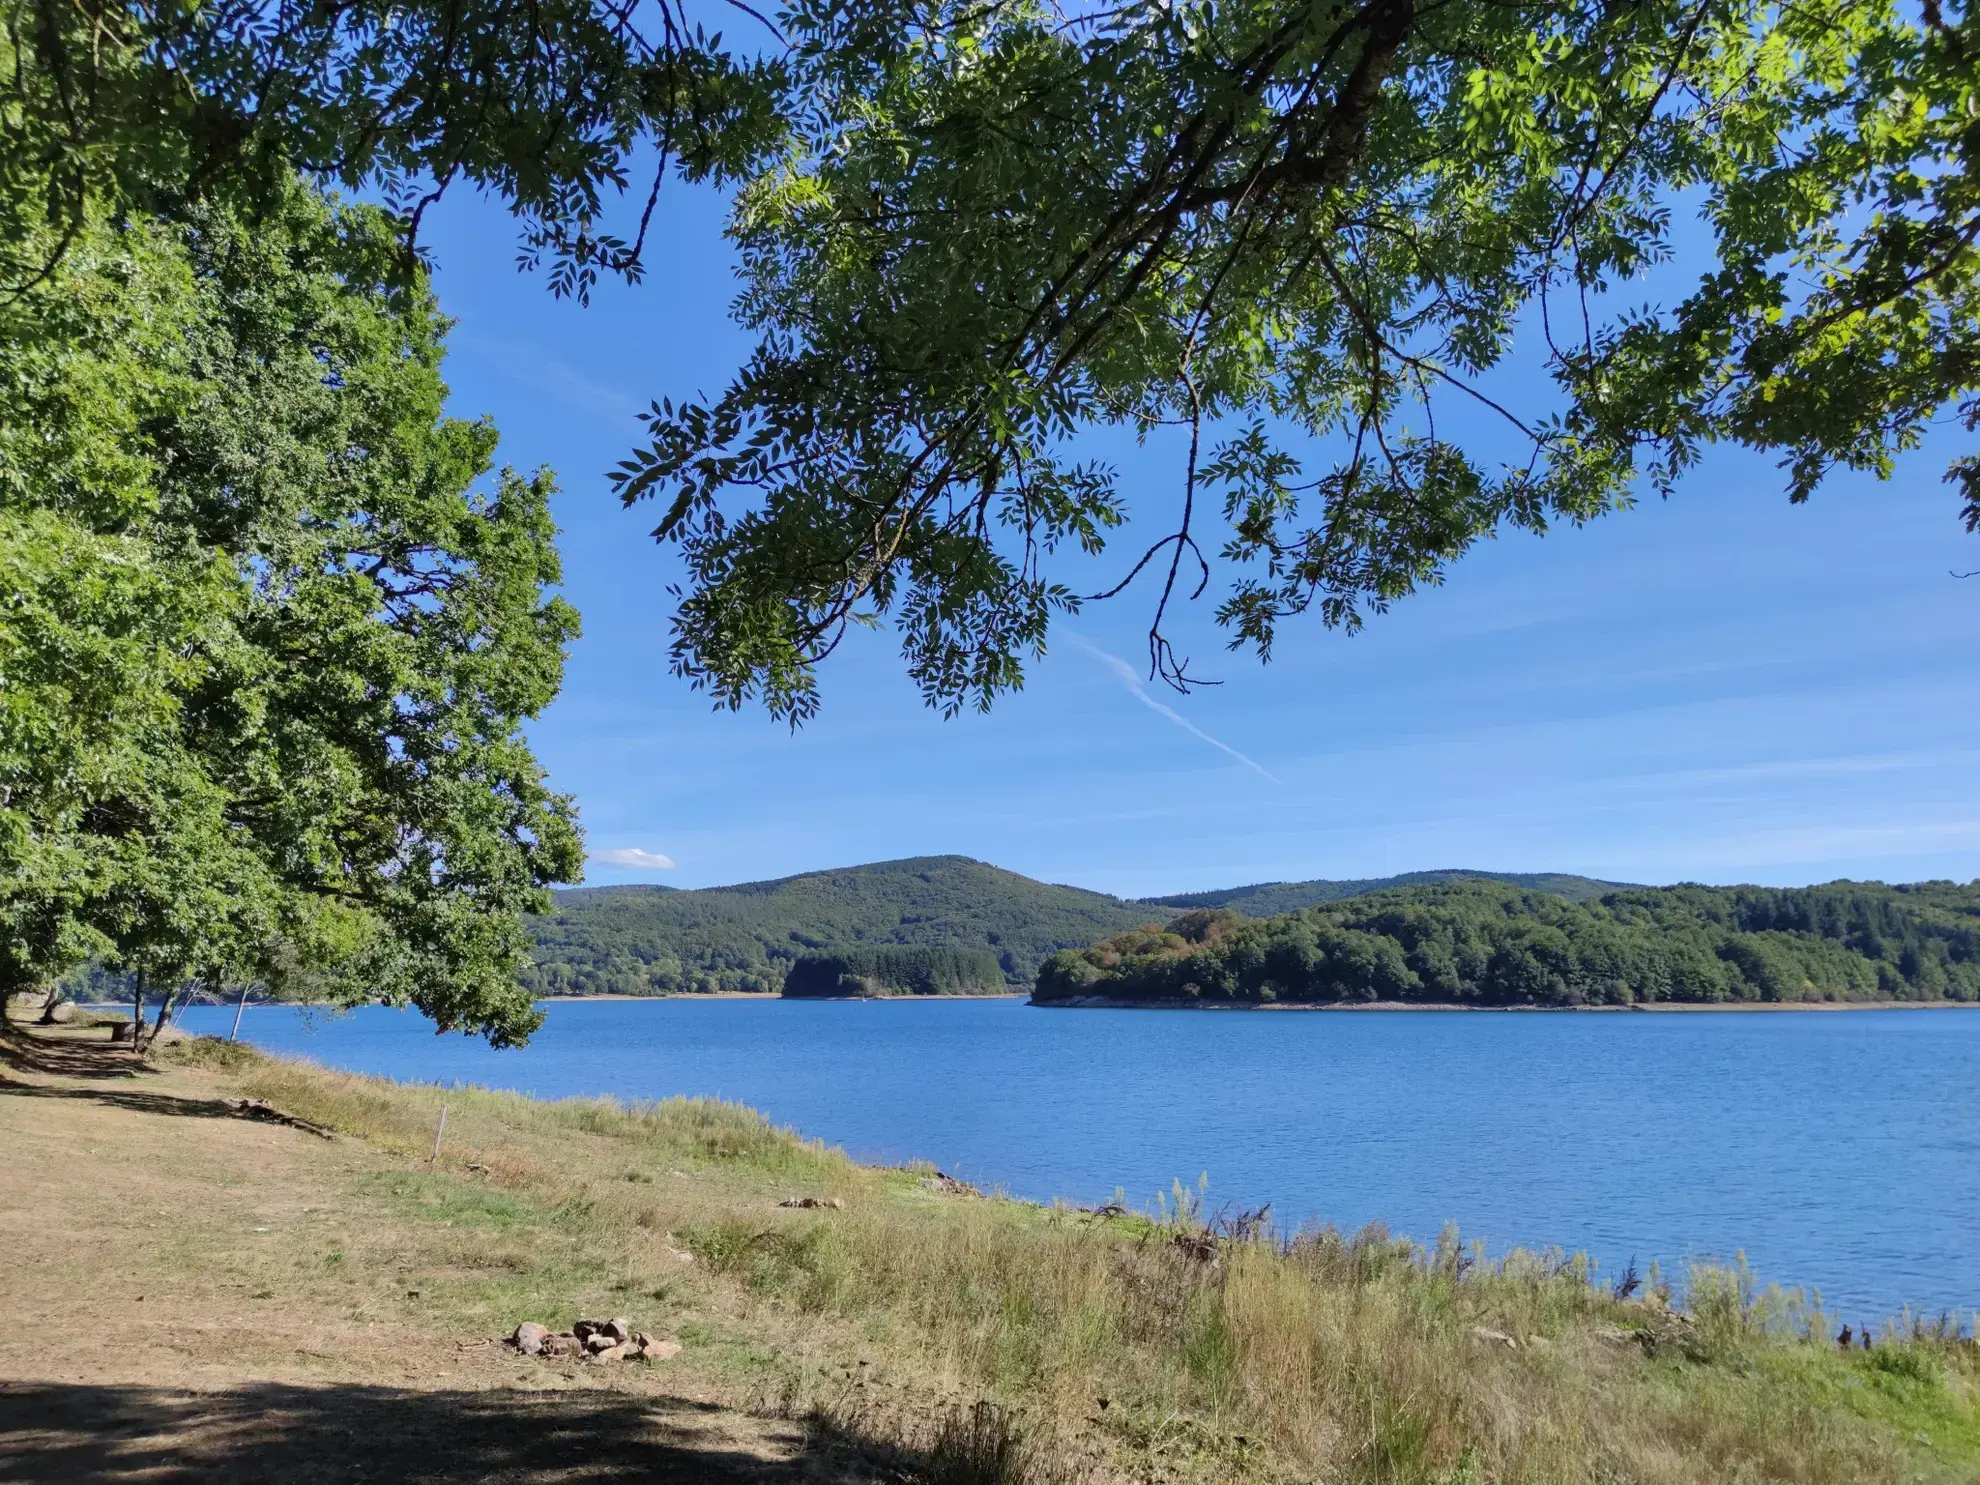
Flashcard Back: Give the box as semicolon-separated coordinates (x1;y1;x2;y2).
507;1317;681;1364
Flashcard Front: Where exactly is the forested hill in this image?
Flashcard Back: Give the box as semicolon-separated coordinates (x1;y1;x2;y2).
1035;879;1980;1008
522;856;1158;996
1147;870;1631;916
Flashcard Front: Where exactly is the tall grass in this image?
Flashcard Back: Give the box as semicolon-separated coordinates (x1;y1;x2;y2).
160;1037;1980;1484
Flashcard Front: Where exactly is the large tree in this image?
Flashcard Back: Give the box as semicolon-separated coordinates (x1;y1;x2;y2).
617;0;1980;719
0;184;583;1045
4;1;1976;729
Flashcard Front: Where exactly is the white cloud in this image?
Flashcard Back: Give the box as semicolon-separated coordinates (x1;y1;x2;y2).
1065;632;1282;785
589;847;677;870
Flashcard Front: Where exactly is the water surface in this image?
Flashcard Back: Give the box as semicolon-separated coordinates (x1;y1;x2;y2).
178;998;1980;1320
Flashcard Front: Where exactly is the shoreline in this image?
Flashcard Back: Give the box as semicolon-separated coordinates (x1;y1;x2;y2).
1030;995;1979;1012
8;1020;1973;1479
77;993;1975;1014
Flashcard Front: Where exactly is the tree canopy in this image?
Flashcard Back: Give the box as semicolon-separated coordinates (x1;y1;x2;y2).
7;2;1975;721
522;855;1156;995
620;0;1980;718
0;182;582;1045
1035;879;1980;1006
781;943;1007;997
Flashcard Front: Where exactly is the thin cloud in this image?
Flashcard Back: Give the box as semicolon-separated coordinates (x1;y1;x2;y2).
453;331;644;426
589;847;677;870
1066;633;1281;785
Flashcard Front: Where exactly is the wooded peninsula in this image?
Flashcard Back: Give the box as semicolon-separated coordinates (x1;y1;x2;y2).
1035;880;1980;1008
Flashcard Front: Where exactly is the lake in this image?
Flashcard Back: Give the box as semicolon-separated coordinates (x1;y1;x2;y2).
176;997;1980;1322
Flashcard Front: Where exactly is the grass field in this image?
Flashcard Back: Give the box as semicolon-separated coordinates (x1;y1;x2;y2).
2;1014;1974;1483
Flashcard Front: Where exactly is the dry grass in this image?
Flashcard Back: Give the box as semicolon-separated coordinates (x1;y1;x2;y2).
134;1034;1980;1485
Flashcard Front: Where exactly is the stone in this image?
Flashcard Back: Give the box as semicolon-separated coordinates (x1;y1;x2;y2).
583;1332;618;1355
587;1341;634;1364
510;1322;548;1355
605;1317;631;1344
41;1000;75;1024
1469;1327;1517;1349
638;1337;682;1362
542;1333;581;1357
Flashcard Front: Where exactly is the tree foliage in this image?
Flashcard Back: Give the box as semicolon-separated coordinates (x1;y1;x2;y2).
522;855;1158;995
7;2;1974;723
1035;879;1980;1006
0;0;782;301
612;0;1980;718
1146;869;1630;915
781;944;1006;997
0;182;582;1045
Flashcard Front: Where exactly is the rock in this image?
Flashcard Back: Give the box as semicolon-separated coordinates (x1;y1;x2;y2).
109;1020;134;1043
587;1341;635;1364
1594;1326;1638;1345
778;1196;843;1209
664;1247;695;1265
638;1337;682;1362
1470;1326;1518;1349
542;1333;581;1357
605;1317;631;1344
41;1000;75;1024
511;1322;549;1355
583;1332;618;1354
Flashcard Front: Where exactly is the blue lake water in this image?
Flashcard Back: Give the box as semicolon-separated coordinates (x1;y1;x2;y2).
176;997;1980;1322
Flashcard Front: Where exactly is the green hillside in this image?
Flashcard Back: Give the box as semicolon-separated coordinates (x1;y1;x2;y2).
1146;869;1631;916
1036;878;1980;1007
522;856;1160;996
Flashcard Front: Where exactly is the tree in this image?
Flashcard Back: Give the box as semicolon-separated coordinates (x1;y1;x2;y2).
5;3;1977;731
0;181;583;1046
611;0;1980;719
0;0;783;299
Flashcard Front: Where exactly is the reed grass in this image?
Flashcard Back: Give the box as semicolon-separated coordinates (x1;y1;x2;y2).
161;1035;1979;1484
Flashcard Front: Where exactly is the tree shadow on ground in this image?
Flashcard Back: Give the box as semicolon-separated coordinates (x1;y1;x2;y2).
0;1023;145;1082
0;1379;931;1484
0;1081;235;1120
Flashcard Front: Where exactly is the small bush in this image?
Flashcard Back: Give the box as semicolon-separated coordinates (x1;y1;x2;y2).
922;1402;1037;1485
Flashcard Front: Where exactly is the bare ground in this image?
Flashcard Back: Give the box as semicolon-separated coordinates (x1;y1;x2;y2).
0;1023;903;1484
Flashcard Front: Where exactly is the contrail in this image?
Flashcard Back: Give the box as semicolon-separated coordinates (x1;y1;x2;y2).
1065;633;1282;785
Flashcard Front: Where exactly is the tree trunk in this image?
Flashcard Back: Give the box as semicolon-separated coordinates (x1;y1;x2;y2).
132;971;145;1051
150;978;197;1046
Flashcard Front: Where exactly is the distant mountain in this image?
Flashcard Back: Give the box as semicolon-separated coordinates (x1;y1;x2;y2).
523;856;1163;996
1143;870;1633;917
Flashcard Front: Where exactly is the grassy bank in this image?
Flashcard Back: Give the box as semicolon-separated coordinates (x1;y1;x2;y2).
95;1032;1969;1484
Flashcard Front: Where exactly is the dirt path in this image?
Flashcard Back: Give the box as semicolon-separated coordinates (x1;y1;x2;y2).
0;1023;884;1484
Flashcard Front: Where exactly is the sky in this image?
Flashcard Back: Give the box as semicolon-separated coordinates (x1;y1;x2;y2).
416;183;1980;900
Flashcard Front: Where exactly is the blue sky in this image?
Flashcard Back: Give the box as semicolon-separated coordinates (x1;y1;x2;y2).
419;185;1980;899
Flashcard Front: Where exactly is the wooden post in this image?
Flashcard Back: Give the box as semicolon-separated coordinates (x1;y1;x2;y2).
132;970;145;1052
428;1103;448;1166
229;983;251;1041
